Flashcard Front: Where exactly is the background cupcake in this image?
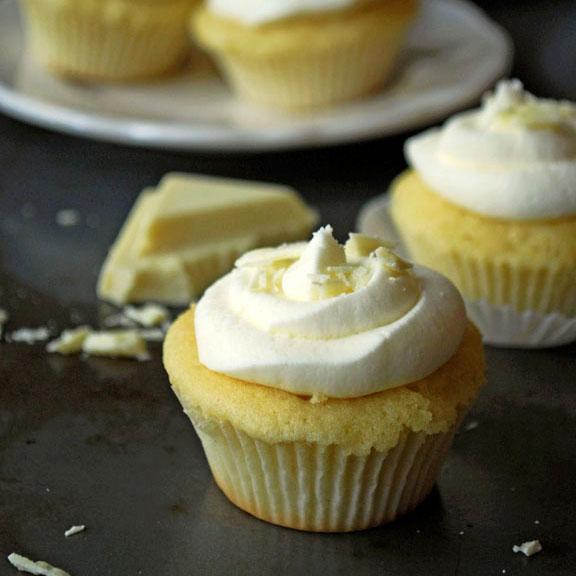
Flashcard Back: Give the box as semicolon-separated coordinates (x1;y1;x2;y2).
192;0;419;110
164;227;485;532
20;0;197;81
389;79;576;347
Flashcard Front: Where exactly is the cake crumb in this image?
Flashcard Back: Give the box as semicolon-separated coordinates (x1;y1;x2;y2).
64;525;86;537
56;209;81;227
7;552;71;576
513;540;542;557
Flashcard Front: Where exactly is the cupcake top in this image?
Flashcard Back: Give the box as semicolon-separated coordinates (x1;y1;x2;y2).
406;79;576;220
194;226;467;399
206;0;373;25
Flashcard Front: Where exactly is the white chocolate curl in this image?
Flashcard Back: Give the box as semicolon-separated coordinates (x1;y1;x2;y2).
194;227;467;398
407;79;576;220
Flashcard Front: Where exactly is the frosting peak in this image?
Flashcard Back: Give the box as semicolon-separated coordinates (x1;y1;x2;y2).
194;228;467;398
479;79;576;133
407;79;576;220
282;226;348;301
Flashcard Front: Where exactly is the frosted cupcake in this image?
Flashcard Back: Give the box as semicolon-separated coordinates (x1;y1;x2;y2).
164;226;485;532
192;0;419;110
389;80;576;347
20;0;197;81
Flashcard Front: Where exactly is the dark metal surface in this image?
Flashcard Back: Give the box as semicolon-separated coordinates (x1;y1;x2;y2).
1;2;575;575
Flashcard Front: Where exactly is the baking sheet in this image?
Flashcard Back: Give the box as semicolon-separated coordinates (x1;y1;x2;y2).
1;153;575;575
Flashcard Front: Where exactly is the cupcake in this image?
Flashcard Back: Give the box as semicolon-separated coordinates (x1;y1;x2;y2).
164;226;485;532
192;0;419;110
19;0;197;81
389;80;576;347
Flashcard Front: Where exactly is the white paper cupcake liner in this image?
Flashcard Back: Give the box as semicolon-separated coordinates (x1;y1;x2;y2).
190;412;456;532
465;298;576;348
211;24;405;110
21;0;192;81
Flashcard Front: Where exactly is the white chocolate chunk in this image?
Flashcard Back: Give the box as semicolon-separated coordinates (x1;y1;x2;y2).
82;330;149;360
7;553;71;576
46;327;92;355
513;540;542;557
64;525;85;538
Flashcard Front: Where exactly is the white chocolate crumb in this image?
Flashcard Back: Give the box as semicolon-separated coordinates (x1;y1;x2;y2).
82;330;149;360
7;552;71;576
64;525;85;537
513;540;542;557
123;304;169;328
55;209;81;227
8;327;51;344
47;327;92;355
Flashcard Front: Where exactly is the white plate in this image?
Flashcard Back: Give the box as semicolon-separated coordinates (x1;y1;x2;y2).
0;0;512;152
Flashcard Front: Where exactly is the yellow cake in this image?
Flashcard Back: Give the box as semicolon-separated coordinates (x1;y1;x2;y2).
388;80;576;347
163;227;486;531
192;0;419;110
20;0;197;81
390;171;576;316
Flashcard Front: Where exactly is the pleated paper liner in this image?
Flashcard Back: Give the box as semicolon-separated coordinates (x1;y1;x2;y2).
192;414;457;533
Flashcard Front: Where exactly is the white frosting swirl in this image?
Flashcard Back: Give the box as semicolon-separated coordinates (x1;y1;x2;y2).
207;0;369;25
195;227;467;398
406;79;576;220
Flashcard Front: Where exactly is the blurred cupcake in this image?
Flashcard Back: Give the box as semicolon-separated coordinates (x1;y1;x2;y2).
20;0;197;81
164;227;485;532
192;0;419;110
389;79;576;347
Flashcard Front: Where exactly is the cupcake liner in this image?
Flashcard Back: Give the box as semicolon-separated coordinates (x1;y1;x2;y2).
212;26;405;109
190;411;457;532
465;298;576;348
21;0;193;81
